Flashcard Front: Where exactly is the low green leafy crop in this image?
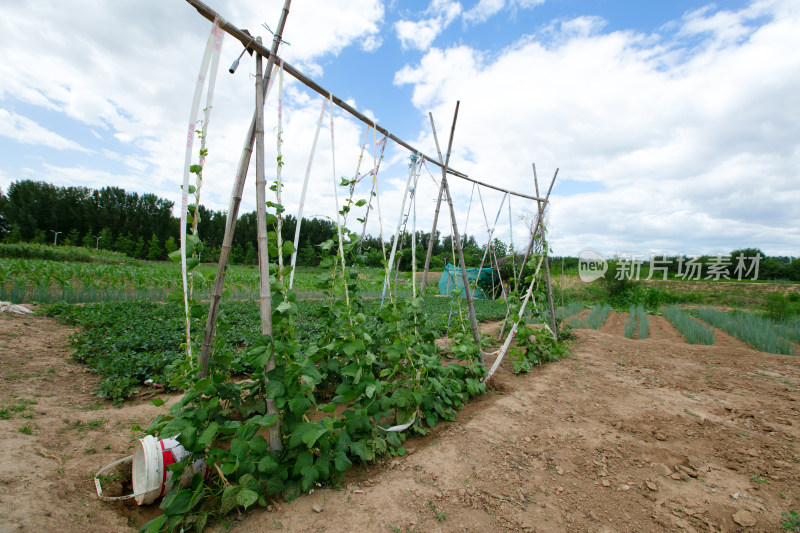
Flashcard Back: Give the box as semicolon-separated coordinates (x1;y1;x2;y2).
43;297;507;403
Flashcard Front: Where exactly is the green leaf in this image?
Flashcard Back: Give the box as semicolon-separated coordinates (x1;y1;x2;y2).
301;466;319;491
355;199;367;207
349;441;368;462
230;438;249;459
334;452;352;472
150;398;165;407
236;488;258;510
249;435;267;454
288;394;311;415
365;383;376;398
246;414;278;428
281;241;296;255
276;301;292;314
197;421;218;446
264;381;286;399
220;485;241;514
258;455;279;474
294;451;314;473
186;257;200;272
162;488;192;515
168;249;182;263
301;425;328;448
190;164;203;174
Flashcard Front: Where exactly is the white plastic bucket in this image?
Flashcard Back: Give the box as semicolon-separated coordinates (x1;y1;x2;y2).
94;435;207;505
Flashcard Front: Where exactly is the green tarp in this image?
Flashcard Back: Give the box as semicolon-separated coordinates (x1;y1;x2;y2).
438;263;500;299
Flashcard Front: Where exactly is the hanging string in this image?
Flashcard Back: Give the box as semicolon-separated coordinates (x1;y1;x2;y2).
508;194;517;289
381;154;418;307
289;96;327;289
275;60;285;284
328;94;351;314
180;16;224;362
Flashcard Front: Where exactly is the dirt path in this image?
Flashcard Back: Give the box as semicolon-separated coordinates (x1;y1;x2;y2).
2;311;799;532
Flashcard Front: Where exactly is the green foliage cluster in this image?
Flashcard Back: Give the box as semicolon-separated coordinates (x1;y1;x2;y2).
696;307;795;355
574;303;611;329
783;510;800;531
662;306;715;345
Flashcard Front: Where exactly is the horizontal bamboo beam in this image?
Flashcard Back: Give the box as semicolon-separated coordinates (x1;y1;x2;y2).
184;0;544;203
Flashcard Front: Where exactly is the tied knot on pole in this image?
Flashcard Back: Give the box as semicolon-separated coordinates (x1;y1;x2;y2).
262;23;291;46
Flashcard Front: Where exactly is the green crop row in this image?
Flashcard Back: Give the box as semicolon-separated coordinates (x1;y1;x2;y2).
663;306;715;345
556;301;584;320
696;307;795;355
0;257;399;304
574;303;610;329
43;296;508;403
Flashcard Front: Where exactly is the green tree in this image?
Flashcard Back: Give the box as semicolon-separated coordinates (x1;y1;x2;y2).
133;236;145;259
147;234;162;260
4;224;22;243
244;242;257;265
114;232;133;255
64;228;81;247
164;235;178;254
82;228;95;249
98;228;114;251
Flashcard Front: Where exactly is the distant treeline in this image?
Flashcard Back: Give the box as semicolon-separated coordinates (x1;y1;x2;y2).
0;180;507;269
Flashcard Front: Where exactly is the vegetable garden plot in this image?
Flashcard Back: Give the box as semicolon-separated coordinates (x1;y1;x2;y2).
89;3;565;530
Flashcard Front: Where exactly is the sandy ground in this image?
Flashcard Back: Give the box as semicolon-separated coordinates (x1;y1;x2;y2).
1;310;799;532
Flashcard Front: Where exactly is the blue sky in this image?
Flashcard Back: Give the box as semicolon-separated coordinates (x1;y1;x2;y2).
1;0;797;257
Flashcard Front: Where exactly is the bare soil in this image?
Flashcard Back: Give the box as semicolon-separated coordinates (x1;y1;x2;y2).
1;310;799;532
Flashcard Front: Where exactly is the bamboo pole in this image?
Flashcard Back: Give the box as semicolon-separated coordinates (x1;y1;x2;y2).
430;103;482;352
420;122;446;294
515;166;558;291
197;1;290;378
254;39;282;452
484;254;545;383
532;168;557;338
183;0;544;203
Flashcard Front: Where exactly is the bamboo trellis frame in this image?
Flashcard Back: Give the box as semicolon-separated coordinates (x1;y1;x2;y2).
184;0;544;204
185;0;561;394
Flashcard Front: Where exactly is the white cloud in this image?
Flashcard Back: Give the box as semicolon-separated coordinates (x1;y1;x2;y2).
395;0;463;51
0;0;389;220
0;109;92;153
395;1;800;255
464;0;506;24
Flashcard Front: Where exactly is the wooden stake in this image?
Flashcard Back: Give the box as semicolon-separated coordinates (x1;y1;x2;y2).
420;131;446;294
198;1;291;379
516;166;558;291
430;103;482;355
532;167;558;338
254;39;282;452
